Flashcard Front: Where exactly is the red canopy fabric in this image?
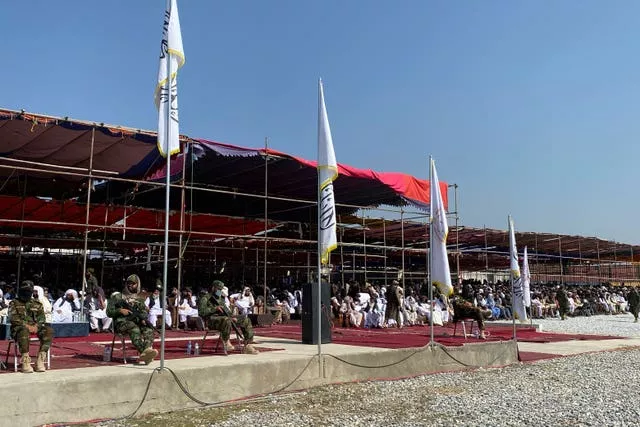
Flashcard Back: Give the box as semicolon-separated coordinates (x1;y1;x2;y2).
191;139;448;210
0;196;269;238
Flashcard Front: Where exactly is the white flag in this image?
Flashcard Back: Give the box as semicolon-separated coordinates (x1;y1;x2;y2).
430;159;453;296
317;79;338;265
509;216;527;321
155;0;185;158
522;246;531;307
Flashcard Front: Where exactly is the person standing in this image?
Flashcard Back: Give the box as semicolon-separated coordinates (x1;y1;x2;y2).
9;281;53;373
628;287;640;323
107;275;157;365
384;280;403;328
85;268;99;295
556;287;570;320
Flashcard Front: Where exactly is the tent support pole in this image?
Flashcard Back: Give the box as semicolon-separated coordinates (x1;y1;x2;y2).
177;142;188;296
80;127;96;318
15;176;28;286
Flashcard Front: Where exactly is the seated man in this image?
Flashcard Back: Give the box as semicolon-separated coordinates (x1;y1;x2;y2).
451;294;487;339
85;286;112;333
198;280;258;355
145;285;172;329
52;289;80;323
233;286;255;316
177;288;198;328
107;275;158;365
9;281;53;373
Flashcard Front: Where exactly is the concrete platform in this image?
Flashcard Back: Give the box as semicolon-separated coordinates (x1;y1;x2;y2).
0;335;517;427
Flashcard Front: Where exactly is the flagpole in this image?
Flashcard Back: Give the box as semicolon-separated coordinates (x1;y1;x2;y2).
428;156;434;347
509;215;516;341
316;80;323;375
160;31;173;370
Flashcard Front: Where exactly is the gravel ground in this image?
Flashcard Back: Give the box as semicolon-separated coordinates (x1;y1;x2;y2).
88;314;640;427
532;312;640;338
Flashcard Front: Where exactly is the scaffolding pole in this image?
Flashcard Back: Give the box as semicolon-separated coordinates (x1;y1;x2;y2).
176;143;188;296
80;127;96;318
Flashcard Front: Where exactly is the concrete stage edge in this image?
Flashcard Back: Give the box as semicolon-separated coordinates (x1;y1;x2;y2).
0;337;517;427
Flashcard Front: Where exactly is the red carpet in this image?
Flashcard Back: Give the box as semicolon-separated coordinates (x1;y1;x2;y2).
0;330;283;373
255;323;624;349
0;324;623;373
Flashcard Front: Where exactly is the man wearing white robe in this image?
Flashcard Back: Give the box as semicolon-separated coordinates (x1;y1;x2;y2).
234;287;255;316
177;288;198;325
33;285;53;324
85;286;112;332
145;287;172;328
52;289;80;323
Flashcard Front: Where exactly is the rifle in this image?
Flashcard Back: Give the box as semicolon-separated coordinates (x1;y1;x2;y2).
213;297;245;341
116;297;149;326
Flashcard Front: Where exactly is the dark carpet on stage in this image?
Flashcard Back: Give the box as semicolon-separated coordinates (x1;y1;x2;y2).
0;323;623;372
255;323;623;349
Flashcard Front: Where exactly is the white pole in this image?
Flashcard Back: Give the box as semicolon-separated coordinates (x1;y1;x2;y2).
160;35;173;370
428;156;434;346
316;82;323;374
509;216;516;340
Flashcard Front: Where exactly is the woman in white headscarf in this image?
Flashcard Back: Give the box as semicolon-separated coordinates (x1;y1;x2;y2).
52;289;80;323
33;285;53;323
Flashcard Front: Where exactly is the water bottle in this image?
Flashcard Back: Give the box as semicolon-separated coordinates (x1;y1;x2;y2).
194;343;200;356
103;345;111;362
186;340;192;356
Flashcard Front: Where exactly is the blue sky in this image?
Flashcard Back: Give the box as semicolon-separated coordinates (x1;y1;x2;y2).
2;1;639;243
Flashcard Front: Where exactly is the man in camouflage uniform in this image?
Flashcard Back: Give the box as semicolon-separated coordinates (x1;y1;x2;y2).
107;274;158;364
198;280;258;354
9;281;53;373
628;287;639;323
451;294;487;339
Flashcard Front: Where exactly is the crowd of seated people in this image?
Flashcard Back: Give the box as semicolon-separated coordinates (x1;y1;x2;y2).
1;261;639;338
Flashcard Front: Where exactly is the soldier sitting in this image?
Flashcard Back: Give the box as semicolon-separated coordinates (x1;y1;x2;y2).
107;275;158;365
8;281;54;373
198;280;259;354
451;294;487;339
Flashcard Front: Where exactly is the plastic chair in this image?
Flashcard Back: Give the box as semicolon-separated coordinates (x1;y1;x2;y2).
452;318;477;339
110;330;130;364
4;338;51;372
201;326;244;355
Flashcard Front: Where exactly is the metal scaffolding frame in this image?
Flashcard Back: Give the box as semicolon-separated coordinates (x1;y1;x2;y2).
2;129;640;291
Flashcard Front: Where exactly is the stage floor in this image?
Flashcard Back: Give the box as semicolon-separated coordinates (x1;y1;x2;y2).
0;321;625;373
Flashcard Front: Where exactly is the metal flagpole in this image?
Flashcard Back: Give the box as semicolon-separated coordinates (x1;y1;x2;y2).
509;216;516;340
428;156;434;346
316;158;323;373
264;137;268;307
160;35;173;370
316;79;323;375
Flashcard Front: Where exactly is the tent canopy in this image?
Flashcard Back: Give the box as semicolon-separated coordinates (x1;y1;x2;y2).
0;108;447;219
